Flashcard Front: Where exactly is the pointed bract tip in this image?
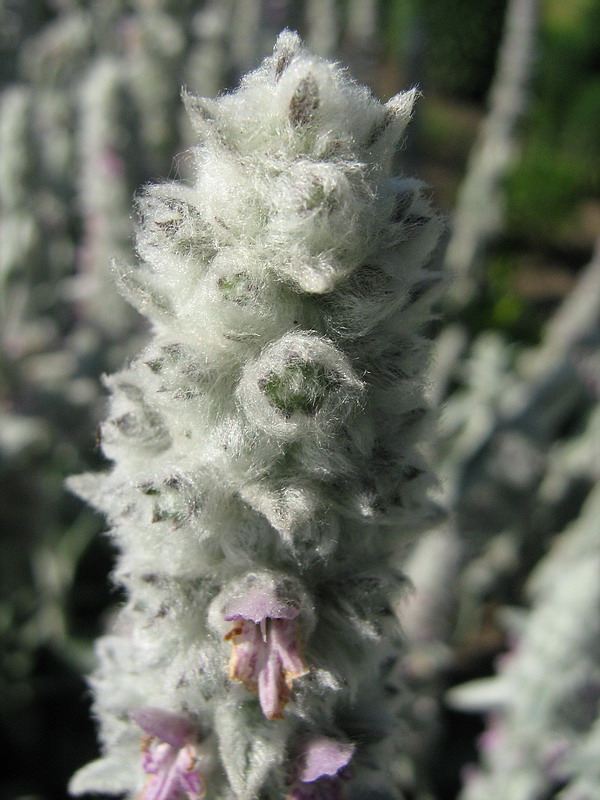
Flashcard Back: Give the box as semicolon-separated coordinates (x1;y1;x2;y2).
273;29;303;58
386;87;420;121
273;29;303;80
181;88;218;131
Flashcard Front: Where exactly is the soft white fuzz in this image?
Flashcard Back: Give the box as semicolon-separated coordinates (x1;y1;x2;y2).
69;31;443;800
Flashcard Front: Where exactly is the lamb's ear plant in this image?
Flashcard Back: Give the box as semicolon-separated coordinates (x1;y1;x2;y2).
69;31;444;800
449;476;600;800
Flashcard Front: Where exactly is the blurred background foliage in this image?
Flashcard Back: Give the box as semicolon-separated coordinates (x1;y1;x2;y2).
0;1;598;799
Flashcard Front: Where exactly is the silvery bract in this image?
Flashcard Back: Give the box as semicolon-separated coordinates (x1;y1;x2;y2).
69;31;443;800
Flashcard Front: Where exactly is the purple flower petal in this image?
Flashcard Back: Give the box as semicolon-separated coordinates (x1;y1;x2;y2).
226;617;308;719
270;618;307;677
226;619;263;692
286;738;355;800
175;746;206;798
131;707;196;749
257;631;289;719
297;738;355;783
224;587;300;623
142;741;174;775
138;741;205;800
131;708;206;800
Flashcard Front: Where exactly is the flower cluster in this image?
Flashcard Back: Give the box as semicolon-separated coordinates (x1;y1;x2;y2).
222;584;309;721
130;708;207;800
69;31;442;800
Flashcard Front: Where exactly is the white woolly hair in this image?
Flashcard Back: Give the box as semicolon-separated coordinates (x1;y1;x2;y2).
70;30;443;800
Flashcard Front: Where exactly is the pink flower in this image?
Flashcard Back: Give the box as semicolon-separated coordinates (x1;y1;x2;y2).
287;737;355;800
223;587;308;720
130;707;206;800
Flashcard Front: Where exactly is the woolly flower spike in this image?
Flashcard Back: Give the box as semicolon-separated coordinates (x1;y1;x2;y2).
130;709;206;800
287;738;355;800
70;29;442;800
223;586;309;720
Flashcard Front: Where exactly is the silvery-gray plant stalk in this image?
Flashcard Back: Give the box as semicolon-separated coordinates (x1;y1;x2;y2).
69;31;444;800
449;476;600;800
